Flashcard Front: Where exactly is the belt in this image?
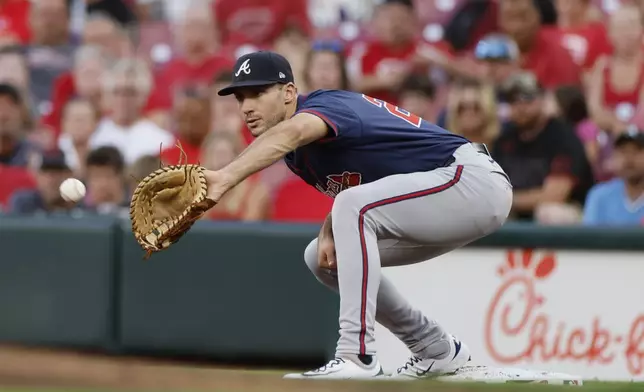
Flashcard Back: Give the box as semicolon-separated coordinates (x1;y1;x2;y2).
442;142;490;167
472;142;491;156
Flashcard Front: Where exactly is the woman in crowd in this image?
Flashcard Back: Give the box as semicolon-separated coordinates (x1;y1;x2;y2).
57;98;99;177
446;79;500;148
303;40;350;92
201;132;270;221
587;4;644;135
555;85;614;182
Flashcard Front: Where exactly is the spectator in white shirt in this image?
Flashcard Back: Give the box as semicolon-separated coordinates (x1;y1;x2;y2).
89;57;173;164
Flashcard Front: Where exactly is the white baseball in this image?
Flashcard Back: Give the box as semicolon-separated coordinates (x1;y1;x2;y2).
60;178;86;202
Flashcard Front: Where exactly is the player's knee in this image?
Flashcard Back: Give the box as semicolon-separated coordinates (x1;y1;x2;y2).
332;188;379;233
303;238;319;273
331;188;362;220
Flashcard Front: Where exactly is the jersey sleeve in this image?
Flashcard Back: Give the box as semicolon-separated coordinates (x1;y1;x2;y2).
295;92;362;140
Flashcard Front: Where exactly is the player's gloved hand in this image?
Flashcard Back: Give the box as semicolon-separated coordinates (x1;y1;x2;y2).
317;235;337;270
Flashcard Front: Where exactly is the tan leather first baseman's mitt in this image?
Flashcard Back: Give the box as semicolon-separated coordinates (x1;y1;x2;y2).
130;164;216;259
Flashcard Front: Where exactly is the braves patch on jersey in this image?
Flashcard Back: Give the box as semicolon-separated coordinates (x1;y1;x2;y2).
316;171;362;197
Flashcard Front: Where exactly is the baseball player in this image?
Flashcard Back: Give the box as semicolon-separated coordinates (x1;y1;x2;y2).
205;51;513;379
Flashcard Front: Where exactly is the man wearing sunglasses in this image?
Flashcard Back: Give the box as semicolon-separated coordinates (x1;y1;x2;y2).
492;72;593;223
206;50;513;380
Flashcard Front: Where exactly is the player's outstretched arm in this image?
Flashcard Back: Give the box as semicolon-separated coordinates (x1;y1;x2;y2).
205;112;328;202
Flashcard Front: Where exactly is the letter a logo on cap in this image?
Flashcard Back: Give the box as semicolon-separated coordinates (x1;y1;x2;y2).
235;59;251;77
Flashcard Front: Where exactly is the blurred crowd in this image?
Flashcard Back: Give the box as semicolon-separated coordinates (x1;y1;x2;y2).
1;0;643;226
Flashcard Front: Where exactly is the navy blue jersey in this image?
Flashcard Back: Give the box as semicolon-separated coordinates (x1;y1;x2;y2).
284;89;469;197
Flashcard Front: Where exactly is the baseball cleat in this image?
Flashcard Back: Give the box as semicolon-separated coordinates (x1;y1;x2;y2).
391;335;471;379
283;355;385;380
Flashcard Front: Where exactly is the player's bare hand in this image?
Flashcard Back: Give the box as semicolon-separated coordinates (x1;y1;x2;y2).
204;169;232;203
317;236;337;270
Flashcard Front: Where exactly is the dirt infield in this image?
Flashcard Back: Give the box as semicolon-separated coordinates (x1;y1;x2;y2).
0;345;267;391
0;345;411;392
0;345;636;392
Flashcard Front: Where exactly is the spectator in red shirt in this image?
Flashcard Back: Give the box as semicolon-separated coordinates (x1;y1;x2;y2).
588;4;644;136
349;0;423;105
349;0;456;105
498;0;581;89
156;1;232;109
0;0;31;44
43;45;106;139
160;86;211;165
214;0;311;50
553;0;611;74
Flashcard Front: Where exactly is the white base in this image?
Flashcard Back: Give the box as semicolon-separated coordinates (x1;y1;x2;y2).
435;365;583;386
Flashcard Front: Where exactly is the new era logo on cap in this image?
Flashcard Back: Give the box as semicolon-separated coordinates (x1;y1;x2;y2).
218;51;294;96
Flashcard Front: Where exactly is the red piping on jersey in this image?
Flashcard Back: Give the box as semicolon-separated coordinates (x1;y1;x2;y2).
356;165;464;355
296;109;339;139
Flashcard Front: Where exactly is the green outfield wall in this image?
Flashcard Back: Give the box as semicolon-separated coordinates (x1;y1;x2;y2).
0;215;642;365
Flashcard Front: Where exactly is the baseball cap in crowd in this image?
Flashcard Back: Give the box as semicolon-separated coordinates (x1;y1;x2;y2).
36;149;69;171
614;125;644;148
311;39;345;54
474;34;519;62
217;51;294;96
500;72;544;103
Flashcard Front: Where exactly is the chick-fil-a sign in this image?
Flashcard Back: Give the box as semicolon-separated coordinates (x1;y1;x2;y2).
484;250;644;376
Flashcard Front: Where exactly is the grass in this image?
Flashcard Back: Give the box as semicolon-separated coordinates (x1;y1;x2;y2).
0;380;643;392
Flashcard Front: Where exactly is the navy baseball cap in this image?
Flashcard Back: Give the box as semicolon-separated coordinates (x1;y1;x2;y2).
37;149;69;171
217;51;294;96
